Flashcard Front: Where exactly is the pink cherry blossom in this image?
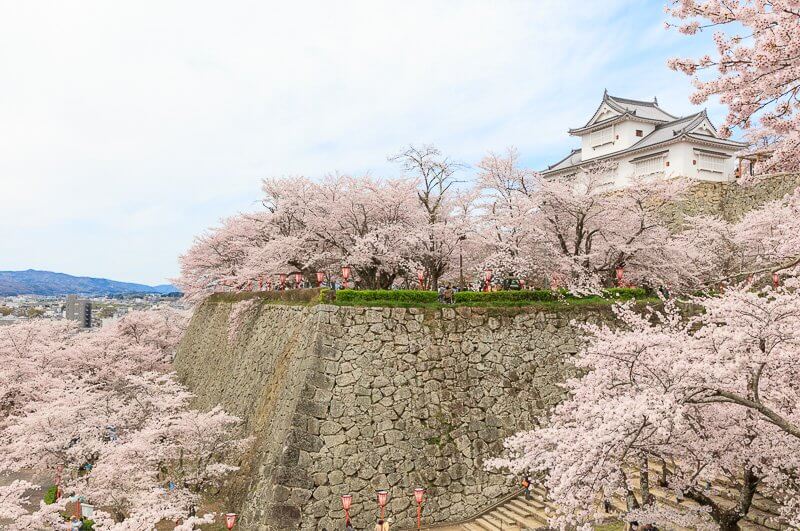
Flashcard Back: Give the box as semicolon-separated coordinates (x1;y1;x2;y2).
489;286;800;529
0;310;248;530
668;0;800;173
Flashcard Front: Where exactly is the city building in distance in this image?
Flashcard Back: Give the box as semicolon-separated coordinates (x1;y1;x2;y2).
65;294;92;328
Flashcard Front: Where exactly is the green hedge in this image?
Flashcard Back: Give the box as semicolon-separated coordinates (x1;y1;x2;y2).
454;289;559;303
333;287;648;306
334;289;439;304
454;287;647;304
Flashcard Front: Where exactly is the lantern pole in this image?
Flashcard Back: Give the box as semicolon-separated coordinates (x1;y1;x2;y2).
414;488;425;530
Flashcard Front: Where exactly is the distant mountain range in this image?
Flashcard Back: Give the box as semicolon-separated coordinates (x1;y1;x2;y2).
0;270;178;296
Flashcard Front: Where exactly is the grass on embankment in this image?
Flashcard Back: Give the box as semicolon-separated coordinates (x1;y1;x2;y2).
329;296;660;310
208;287;659;310
329;287;657;310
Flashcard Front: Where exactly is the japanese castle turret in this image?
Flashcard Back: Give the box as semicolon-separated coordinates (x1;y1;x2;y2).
543;90;747;185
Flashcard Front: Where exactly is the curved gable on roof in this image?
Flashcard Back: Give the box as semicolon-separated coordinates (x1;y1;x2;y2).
577;90;676;131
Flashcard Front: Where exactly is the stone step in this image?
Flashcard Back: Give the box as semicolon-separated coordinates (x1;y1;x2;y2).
480;512;521;530
617;485;779;531
508;497;547;512
494;505;543;528
473;516;503;530
629;468;784;521
446;475;786;531
506;499;550;523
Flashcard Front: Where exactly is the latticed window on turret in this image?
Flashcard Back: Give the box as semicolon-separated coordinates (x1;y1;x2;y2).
698;153;725;173
634;155;665;177
590;126;613;147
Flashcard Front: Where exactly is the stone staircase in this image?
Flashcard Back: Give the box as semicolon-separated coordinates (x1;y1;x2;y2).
427;469;789;531
428;486;557;530
606;468;788;531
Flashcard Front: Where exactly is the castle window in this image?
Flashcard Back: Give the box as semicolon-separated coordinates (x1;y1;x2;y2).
635;129;643;137
634;155;666;177
698;153;725;173
590;126;614;147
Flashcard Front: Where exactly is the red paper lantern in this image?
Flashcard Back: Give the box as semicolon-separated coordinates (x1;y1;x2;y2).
773;272;780;288
295;272;303;286
484;269;493;282
377;489;389;519
377;490;389;507
615;266;624;286
316;271;325;286
417;270;425;288
225;513;238;530
341;494;353;524
279;273;287;289
342;266;352;288
414;487;425;504
341;494;352;511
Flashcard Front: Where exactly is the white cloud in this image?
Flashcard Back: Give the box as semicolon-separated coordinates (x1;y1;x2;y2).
0;0;723;284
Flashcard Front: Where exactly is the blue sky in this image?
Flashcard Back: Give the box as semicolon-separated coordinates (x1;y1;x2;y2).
0;0;726;285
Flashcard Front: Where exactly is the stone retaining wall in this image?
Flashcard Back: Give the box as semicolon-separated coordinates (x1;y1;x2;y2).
175;300;616;530
667;173;800;225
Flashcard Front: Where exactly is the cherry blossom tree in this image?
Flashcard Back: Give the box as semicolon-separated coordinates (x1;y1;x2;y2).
391;144;468;289
667;0;800;172
0;310;248;530
176;212;276;301
475;149;693;291
176;173;425;298
473;148;543;281
489;286;800;530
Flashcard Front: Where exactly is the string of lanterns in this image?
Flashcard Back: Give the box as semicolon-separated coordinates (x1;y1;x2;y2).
340;488;426;529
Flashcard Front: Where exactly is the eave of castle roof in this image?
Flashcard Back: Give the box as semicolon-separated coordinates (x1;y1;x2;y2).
543;110;747;175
